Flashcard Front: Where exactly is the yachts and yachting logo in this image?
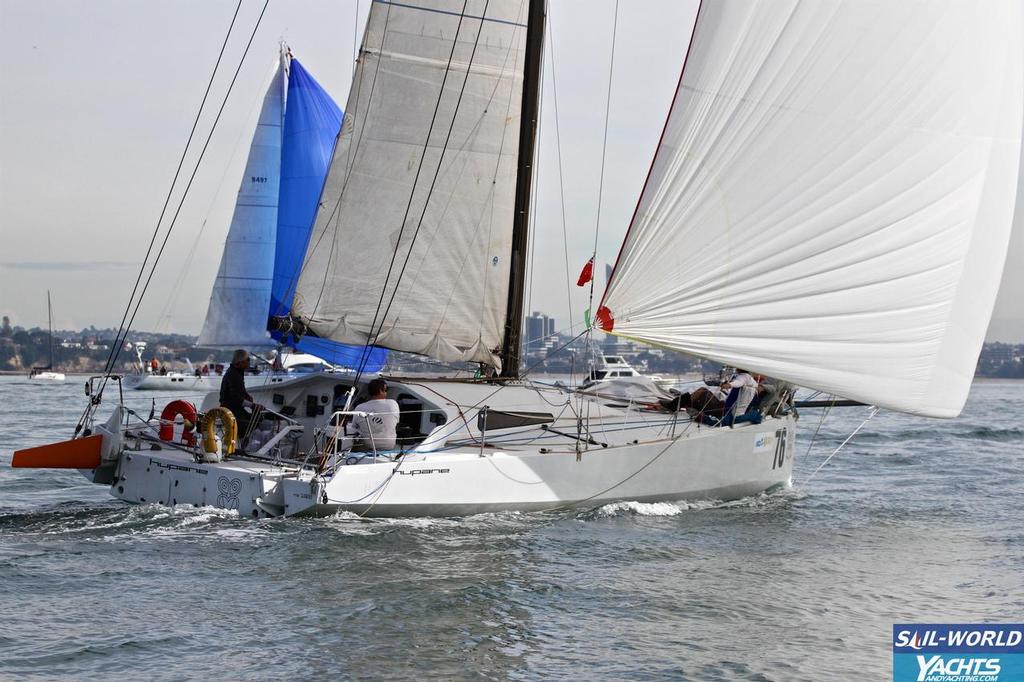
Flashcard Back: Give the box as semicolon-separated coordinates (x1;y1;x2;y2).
893;624;1023;682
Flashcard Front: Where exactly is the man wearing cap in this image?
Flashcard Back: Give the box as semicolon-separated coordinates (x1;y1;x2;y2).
220;349;254;446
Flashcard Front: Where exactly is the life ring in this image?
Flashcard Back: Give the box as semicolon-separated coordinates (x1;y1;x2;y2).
158;400;197;445
202;407;238;457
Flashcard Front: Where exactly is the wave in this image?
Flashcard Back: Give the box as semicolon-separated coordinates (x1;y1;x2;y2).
580;487;803;520
0;501;261;542
814;426;1022;444
954;426;1024;442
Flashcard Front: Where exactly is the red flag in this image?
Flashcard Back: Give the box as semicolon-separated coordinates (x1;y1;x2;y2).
595;305;614;331
576;257;594;287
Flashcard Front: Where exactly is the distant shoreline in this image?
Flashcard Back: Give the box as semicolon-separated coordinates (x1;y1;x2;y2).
1;370;1021;381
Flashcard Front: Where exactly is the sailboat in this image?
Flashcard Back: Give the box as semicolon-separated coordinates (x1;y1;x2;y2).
12;1;1022;518
121;47;384;393
28;291;65;382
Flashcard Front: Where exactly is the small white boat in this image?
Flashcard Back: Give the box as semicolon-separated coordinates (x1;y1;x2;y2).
122;351;346;391
29;370;66;382
28;291;65;383
580;355;671;392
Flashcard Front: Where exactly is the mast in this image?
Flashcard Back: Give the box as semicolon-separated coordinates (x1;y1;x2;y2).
500;0;546;378
46;290;54;369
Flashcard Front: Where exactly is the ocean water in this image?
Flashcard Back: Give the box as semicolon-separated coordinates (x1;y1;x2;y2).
0;376;1021;681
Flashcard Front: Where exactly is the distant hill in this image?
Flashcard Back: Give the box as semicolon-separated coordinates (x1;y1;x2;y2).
976;342;1024;378
1;313;1021;378
0;315;227;374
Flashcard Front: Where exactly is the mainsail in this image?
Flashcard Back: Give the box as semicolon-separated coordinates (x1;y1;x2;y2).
600;1;1024;418
197;56;285;348
288;0;532;369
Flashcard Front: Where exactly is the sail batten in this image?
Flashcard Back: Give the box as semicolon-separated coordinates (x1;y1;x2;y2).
290;0;530;368
601;0;1024;418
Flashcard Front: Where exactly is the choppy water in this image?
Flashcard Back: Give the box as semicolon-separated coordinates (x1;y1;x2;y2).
1;376;1021;680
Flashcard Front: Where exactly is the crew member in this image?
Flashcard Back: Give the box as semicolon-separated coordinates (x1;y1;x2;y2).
722;369;758;421
220;349;255;446
352;378;400;452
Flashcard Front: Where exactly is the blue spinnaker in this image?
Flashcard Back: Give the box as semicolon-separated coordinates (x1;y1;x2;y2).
271;58;386;372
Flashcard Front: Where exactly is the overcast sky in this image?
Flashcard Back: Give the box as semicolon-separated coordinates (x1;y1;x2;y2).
1;0;1022;342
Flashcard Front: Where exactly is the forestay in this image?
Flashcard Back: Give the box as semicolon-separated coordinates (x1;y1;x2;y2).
290;0;529;369
600;0;1024;418
198;57;284;348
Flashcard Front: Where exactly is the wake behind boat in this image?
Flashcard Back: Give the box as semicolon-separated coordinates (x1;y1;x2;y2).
11;1;1022;519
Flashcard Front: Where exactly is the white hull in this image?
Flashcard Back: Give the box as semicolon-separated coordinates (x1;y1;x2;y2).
83;375;796;519
30;371;65;382
123;374;219;391
105;413;790;516
106;416;793;518
122;371;325;392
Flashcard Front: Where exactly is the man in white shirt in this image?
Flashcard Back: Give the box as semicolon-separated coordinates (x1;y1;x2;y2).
353;378;401;451
722;369;759;418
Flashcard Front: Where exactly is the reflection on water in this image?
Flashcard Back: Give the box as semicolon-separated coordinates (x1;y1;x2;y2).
0;377;1021;680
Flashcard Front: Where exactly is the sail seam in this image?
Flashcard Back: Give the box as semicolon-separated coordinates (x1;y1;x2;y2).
372;0;526;27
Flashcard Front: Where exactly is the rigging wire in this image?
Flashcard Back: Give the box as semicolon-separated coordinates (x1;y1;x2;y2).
78;1;271;434
352;0;360;75
544;16;575;380
801;395;835;460
94;0;243;380
381;10;526;346
287;2;395;327
523;14;547;356
588;0;620;286
107;0;271;373
802;407;879;486
154;69;272;333
584;0;620;326
351;1;490;383
578;0;620;443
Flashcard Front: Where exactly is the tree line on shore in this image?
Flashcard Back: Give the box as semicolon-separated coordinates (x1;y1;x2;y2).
2;314;1022;378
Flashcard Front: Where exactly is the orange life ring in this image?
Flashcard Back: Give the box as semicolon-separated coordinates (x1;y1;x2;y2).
159;400;197;445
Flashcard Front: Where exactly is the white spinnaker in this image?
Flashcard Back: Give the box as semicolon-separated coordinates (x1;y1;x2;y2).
291;0;528;368
600;1;1024;418
198;58;286;348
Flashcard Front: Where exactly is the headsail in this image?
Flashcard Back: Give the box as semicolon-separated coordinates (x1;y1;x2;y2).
197;55;285;348
270;57;387;370
288;0;531;369
600;1;1024;418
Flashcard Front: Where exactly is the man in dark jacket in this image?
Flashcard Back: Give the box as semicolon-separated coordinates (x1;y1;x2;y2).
220;349;254;447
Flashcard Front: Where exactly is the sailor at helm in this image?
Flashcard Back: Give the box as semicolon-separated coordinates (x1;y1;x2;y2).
351;378;400;452
220;349;255;447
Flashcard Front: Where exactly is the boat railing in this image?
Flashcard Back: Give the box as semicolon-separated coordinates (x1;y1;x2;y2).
83;375;126;432
314;410;389;472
